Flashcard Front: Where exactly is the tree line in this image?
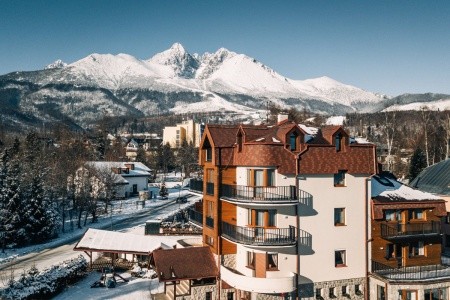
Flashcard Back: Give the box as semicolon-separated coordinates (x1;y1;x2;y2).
0;126;199;249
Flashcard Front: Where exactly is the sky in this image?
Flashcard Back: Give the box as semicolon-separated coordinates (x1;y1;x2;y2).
1;0;449;96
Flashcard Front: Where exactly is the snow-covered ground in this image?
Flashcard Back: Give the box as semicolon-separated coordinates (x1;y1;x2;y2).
0;174;202;298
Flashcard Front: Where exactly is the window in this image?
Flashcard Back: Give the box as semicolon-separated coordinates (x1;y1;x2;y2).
237;132;243;152
267;253;278;270
409;209;424;220
315;288;323;299
342;286;349;297
409;241;424;257
247;251;255;269
329;287;336;298
334;208;346;226
267;169;275;186
249;209;277;227
398;290;417;300
334;170;346;186
206;148;212;162
377;285;386;300
290;132;298;151
385;210;402;222
206;291;212;300
227;292;234;300
355;285;362;296
335;133;342;152
335;250;346;267
424;288;447;300
205;235;214;246
385;244;395;260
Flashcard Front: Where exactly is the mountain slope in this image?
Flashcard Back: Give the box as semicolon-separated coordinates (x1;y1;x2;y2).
2;42;434;131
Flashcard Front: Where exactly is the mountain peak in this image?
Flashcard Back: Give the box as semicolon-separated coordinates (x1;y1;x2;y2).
149;43;199;78
45;59;67;69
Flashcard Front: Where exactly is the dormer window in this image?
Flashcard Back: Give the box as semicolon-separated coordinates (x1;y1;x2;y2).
335;133;342;152
206;148;212;162
237;132;243;152
290;132;298;151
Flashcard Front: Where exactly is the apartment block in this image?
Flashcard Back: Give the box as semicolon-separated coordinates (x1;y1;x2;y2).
163;119;204;148
190;116;377;300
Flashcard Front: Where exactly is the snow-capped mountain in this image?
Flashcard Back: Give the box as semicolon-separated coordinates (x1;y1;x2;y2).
45;59;67;69
0;42;442;131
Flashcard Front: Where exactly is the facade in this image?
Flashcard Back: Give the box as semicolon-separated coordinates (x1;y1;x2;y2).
191;117;377;300
86;161;152;198
163;119;204;148
410;159;450;255
369;173;450;300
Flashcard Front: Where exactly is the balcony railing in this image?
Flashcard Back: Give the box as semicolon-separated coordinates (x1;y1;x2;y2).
221;184;312;204
221;221;297;246
205;216;214;228
220;265;296;293
206;182;214;195
189;179;203;194
381;221;441;239
188;209;203;227
372;260;450;281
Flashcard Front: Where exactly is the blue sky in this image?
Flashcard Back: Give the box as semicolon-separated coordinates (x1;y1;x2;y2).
1;0;449;96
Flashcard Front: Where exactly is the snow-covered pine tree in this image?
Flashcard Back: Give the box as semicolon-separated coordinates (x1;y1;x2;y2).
0;149;10;252
4;157;26;246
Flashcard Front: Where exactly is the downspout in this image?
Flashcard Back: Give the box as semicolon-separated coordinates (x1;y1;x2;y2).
217;146;222;300
365;145;376;300
296;155;300;300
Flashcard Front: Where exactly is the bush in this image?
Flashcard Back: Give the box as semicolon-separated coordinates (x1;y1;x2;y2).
1;255;87;300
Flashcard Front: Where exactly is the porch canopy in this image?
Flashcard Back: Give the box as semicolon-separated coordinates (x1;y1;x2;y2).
74;228;178;268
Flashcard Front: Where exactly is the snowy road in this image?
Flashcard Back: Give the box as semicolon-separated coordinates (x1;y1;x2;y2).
0;197;191;284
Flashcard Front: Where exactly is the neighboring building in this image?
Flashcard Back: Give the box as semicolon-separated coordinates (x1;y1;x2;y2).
190;115;377;300
86;161;152;198
163;119;204;148
369;173;450;300
410;159;450;255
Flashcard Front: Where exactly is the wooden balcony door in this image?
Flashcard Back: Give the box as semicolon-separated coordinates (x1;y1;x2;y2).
254;170;264;198
396;244;405;267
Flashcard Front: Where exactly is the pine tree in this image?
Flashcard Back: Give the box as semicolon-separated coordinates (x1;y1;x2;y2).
408;147;427;181
0;149;9;252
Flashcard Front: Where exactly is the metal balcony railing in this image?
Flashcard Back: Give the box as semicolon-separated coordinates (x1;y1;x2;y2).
380;221;441;239
372;260;450;281
189;179;203;194
188;209;203;227
221;184;312;203
221;221;297;246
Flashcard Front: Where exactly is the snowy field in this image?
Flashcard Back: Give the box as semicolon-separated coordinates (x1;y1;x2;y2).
0;174;202;299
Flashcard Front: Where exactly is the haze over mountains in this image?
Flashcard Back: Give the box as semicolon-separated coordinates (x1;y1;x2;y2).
0;43;448;130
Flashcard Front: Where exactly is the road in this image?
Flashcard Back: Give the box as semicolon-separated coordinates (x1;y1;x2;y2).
0;198;185;284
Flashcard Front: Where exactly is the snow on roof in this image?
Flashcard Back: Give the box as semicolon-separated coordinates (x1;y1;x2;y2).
298;124;319;136
372;174;441;202
74;228;178;255
86;161;151;177
325;116;346;126
272;137;281;143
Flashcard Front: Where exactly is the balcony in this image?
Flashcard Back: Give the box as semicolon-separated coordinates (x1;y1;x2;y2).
221;184;312;205
189;179;203;194
220;264;296;293
221;221;297;246
188;209;203;227
372;260;450;282
380;221;441;240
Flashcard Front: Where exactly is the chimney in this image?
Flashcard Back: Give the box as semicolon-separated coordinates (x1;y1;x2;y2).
277;114;289;123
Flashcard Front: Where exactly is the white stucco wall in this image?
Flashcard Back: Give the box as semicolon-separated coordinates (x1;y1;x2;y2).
122;176;149;196
298;173;370;283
